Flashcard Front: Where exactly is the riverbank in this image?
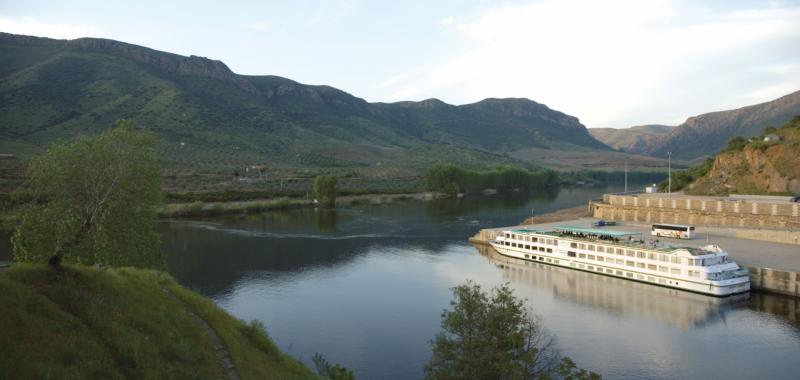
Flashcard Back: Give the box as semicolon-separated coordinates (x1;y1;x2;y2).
0;264;318;379
159;191;446;218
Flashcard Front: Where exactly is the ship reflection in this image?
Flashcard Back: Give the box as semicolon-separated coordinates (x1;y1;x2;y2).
473;244;751;330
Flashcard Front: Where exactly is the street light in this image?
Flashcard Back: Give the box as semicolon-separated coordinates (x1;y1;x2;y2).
624;156;628;193
667;151;672;195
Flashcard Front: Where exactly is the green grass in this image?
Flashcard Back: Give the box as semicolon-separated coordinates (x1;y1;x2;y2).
0;264;318;380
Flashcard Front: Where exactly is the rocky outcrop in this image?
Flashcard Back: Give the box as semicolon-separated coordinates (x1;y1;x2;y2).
689;123;800;195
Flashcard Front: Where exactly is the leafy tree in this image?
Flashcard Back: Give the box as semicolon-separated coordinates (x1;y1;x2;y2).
425;281;599;380
12;120;164;269
312;353;355;380
313;175;338;207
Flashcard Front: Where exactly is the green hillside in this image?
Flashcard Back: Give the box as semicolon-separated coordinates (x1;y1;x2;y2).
0;264;319;379
0;32;610;192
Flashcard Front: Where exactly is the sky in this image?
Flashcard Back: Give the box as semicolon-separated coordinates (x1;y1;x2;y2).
1;0;799;128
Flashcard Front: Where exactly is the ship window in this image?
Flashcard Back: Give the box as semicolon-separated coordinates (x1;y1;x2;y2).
648;264;657;271
636;251;645;258
616;270;623;275
512;243;517;247
637;263;645;269
546;258;551;263
579;244;586;250
659;266;669;273
596;257;604;262
570;262;576;267
588;265;594;270
606;269;614;274
616;259;625;265
578;264;584;269
570;242;577;248
636;274;644;280
588;255;596;260
616;248;624;255
647;252;656;260
525;245;530;250
597;267;603;272
671;257;681;264
531;237;538;242
554;240;558;246
626;250;635;257
538;247;544;252
659;254;669;262
579;253;586;259
647;276;655;282
659;278;667;284
625;260;635;267
546;248;553;253
671;268;681;275
525;254;530;259
567;251;576;258
626;272;634;278
505;242;510;246
588;245;595;251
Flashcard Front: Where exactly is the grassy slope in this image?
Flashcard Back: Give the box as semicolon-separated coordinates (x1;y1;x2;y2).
0;264;317;380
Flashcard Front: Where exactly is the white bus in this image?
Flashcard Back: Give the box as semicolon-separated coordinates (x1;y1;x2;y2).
651;223;695;239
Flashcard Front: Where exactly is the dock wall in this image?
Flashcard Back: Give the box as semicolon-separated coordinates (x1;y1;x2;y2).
595;194;800;229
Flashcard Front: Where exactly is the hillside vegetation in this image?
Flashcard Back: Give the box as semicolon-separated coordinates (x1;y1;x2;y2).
0;32;611;192
0;264;318;379
682;116;800;195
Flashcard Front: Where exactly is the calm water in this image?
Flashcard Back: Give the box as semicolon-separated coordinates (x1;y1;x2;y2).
161;187;800;379
4;186;797;379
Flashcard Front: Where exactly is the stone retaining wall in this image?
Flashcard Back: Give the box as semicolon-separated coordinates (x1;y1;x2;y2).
592;201;800;229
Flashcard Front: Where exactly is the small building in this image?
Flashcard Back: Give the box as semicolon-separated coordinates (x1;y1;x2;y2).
763;134;780;143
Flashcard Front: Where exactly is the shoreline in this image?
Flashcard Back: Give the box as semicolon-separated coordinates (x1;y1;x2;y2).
158;191;447;218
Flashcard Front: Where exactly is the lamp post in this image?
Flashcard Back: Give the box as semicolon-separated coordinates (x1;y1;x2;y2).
667;151;672;195
624;157;628;193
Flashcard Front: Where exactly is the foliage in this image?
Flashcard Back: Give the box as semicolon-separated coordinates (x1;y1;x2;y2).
314;175;339;207
564;170;667;186
11;120;163;268
312;353;355;380
425;165;558;194
658;157;714;192
721;136;748;153
424;280;599;380
0;264;318;379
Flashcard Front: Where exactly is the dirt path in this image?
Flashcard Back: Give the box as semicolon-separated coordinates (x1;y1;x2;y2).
161;287;241;380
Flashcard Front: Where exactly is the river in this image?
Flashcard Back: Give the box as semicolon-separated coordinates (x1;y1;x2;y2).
159;186;800;380
2;186;798;379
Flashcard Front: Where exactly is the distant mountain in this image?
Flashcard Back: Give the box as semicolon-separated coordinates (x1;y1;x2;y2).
589;124;673;152
621;91;800;159
0;32;609;183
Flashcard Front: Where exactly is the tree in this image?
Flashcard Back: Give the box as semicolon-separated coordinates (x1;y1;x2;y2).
12;120;164;269
312;353;355;380
313;175;338;207
425;281;600;380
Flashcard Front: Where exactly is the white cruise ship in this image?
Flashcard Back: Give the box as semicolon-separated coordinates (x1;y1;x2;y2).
489;226;750;296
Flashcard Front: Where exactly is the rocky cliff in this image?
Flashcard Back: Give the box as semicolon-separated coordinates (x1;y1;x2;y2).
688;117;800;195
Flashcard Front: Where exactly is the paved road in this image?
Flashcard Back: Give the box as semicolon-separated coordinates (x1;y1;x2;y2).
497;218;800;272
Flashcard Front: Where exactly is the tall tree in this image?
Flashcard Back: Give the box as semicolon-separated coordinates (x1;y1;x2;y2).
425;281;600;380
12;120;164;269
313;175;338;208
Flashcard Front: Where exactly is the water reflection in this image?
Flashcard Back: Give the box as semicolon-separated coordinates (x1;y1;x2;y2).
473;244;751;330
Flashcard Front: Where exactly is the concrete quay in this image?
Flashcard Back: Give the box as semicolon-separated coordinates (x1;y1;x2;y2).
471;217;800;298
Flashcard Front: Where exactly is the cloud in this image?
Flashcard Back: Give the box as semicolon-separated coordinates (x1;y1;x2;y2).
0;15;100;39
375;0;800;127
244;20;270;31
439;16;454;27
